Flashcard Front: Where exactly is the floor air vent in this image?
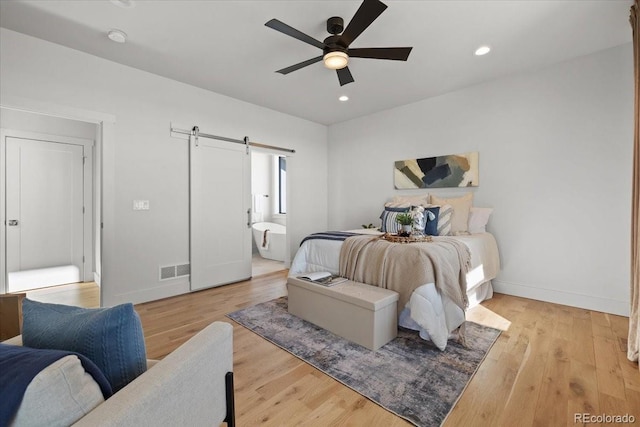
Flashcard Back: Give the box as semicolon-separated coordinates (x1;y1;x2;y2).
159;263;190;281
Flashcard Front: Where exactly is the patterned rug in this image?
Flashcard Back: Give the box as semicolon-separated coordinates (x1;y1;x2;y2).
227;297;500;427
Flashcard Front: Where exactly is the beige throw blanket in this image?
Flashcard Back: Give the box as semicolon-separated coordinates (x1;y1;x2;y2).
338;235;471;314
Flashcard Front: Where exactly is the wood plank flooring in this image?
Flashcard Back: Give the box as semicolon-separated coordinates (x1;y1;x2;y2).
25;281;100;308
26;273;640;426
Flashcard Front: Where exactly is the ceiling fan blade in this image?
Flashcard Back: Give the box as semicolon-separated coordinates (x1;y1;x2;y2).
339;0;388;47
276;56;323;74
348;47;413;61
265;19;326;50
336;67;354;86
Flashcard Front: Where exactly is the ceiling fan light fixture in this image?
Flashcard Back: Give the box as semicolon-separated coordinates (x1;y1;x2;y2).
474;45;491;56
323;51;349;70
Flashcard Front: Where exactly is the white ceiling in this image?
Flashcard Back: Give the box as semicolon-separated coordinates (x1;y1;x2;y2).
0;0;633;125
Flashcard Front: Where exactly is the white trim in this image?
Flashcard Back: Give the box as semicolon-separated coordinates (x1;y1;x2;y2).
1;129;94;148
107;279;190;306
0;132;5;294
100;122;115;306
492;279;629;316
1;95;116;124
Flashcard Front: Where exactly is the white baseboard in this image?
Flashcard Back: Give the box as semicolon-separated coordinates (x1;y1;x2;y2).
93;272;101;286
104;280;190;306
492;280;629;317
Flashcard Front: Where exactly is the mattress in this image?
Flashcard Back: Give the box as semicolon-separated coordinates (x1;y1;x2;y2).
289;230;501;350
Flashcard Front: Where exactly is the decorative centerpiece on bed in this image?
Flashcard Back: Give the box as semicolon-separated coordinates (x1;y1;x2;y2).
394;205;430;237
381;233;433;244
395;212;414;236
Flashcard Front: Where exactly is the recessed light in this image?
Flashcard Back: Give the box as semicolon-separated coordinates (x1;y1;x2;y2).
339;95;349;102
110;0;135;8
107;29;127;43
474;45;491;56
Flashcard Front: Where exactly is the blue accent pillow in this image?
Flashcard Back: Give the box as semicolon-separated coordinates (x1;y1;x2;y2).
424;206;440;236
21;299;147;393
380;206;410;233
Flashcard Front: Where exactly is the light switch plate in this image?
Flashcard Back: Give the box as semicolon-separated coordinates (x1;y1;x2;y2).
133;200;150;210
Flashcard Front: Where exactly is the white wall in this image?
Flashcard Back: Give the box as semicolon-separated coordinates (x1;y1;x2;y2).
328;44;634;316
0;29;328;306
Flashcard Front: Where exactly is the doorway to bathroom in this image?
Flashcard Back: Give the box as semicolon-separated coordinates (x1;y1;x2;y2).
250;151;287;276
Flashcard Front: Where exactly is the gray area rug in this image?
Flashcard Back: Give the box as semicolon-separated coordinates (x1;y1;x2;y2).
227;297;500;427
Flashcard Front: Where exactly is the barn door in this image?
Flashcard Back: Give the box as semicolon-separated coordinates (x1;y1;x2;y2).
189;133;251;290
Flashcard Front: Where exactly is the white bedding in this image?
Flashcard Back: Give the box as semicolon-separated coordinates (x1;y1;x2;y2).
289;230;500;350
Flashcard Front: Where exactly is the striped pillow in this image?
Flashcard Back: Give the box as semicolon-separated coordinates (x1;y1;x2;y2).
380;206;410;233
428;204;452;236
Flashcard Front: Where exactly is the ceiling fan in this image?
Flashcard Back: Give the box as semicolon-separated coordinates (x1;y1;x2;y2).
265;0;413;86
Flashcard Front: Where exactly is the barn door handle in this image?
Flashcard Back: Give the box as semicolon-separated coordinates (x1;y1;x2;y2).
7;220;19;226
247;209;251;228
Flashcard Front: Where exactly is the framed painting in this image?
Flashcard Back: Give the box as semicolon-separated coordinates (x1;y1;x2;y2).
394;152;478;189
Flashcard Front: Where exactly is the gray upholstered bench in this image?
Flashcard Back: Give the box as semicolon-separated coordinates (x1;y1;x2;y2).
287;276;399;350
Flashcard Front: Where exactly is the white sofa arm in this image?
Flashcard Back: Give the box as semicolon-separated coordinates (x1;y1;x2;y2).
73;321;234;427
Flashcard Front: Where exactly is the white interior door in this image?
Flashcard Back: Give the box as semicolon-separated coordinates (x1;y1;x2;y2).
190;135;251;290
5;137;85;291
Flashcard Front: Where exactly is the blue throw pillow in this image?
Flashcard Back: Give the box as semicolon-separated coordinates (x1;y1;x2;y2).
424;206;440;236
21;299;147;393
380;206;410;233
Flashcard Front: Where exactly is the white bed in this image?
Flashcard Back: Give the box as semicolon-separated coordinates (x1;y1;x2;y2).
289;230;500;350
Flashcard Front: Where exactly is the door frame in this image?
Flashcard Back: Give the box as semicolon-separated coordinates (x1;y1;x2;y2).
1;129;94;292
0;96;114;303
249;146;295;267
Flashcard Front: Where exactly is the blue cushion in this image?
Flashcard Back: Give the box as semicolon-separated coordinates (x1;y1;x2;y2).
380;206;410;233
424;206;440;236
21;299;147;393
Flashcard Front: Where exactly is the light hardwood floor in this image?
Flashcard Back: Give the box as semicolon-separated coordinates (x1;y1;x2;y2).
25;281;100;308
29;273;640;426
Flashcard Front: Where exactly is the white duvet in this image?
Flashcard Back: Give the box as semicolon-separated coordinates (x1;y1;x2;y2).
289;230;500;350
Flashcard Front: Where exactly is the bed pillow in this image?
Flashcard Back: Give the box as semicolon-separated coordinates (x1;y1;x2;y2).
468;207;493;233
427;204;453;236
21;299;147;393
379;206;410;233
386;193;430;208
423;206;440;236
430;193;473;234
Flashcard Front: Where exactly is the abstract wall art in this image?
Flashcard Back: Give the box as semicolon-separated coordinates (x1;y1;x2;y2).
394;152;479;189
